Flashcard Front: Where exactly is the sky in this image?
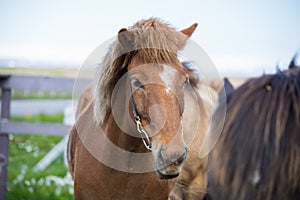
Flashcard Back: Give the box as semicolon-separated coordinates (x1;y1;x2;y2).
0;0;299;76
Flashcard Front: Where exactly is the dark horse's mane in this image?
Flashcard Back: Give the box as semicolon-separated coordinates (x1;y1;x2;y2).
207;58;300;200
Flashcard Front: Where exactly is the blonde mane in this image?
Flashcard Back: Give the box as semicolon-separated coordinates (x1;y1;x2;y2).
93;18;188;124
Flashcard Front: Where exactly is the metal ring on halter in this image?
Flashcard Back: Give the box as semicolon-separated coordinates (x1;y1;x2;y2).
135;117;152;151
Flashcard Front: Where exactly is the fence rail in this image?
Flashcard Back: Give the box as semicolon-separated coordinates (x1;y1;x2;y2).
0;121;70;136
0;74;91;200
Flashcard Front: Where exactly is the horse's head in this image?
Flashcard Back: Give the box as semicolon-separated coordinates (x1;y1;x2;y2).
118;19;197;179
94;18;198;179
127;58;189;179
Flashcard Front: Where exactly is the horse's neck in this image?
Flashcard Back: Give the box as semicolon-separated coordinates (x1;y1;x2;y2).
183;83;219;154
196;82;219;131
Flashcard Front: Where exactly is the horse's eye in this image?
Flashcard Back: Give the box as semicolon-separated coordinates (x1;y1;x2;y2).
133;79;143;89
183;78;189;87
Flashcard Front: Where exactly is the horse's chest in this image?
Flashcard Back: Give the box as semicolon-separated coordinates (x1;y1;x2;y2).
75;168;172;200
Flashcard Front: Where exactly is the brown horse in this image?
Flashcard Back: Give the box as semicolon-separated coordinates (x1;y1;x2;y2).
206;57;300;200
67;18;218;199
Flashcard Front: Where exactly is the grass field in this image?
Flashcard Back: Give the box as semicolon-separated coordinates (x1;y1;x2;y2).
6;114;73;200
0;67;79;78
0;68;77;199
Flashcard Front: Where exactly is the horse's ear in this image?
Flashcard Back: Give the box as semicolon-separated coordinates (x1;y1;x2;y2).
218;78;234;104
180;23;198;37
288;52;299;69
223;78;234;99
118;28;135;48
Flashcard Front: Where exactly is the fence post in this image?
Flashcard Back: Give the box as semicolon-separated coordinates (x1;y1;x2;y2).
0;87;11;200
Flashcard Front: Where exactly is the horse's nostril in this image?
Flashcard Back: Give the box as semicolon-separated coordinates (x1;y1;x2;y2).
159;146;187;165
176;148;187;165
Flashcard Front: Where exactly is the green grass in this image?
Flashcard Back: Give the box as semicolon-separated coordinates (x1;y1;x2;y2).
11;113;64;123
6;114;73;200
11;90;72;100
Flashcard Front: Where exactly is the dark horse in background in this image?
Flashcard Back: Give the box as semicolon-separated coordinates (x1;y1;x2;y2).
206;56;300;200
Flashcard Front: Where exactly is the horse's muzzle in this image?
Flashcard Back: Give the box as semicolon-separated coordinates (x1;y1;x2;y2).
156;167;180;179
154;147;188;179
156;164;181;179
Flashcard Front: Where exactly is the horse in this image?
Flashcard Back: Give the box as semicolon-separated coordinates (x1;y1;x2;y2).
206;56;300;200
168;62;220;200
67;18;219;200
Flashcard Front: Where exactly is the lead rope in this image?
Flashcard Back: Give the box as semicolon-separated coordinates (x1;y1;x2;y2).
129;82;152;151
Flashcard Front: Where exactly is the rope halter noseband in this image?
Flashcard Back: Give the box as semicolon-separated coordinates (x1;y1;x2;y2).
129;81;152;151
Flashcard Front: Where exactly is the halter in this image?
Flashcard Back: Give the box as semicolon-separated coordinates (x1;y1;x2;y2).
129;82;152;151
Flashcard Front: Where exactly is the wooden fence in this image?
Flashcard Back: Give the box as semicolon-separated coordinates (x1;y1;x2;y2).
0;74;91;200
